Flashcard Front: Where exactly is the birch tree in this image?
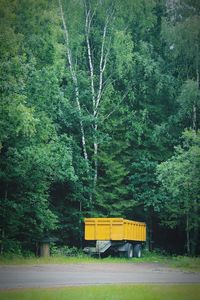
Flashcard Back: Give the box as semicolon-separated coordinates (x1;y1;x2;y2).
58;0;89;171
58;0;117;193
60;0;134;181
84;0;114;187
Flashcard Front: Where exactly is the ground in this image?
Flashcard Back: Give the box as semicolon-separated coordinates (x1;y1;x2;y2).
0;262;200;289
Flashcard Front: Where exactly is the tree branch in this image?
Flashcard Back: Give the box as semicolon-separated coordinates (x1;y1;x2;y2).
103;89;130;121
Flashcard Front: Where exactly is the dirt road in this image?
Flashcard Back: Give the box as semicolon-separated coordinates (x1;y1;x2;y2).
0;263;200;289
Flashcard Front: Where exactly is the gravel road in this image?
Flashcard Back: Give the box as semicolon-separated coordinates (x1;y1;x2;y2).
0;263;200;289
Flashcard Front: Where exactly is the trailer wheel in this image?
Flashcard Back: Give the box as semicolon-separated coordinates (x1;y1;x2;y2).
126;243;133;258
133;244;142;258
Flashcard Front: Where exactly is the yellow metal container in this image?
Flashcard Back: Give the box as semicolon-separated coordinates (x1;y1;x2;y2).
84;218;146;242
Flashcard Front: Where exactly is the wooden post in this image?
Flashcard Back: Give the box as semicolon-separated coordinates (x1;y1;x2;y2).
40;242;50;257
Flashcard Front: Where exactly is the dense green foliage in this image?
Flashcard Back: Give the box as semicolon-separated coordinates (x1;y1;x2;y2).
0;0;199;255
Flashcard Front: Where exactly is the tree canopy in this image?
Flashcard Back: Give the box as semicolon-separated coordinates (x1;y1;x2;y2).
0;0;200;255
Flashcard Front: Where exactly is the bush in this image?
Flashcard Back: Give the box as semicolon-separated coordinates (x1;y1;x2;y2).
0;239;22;256
50;244;84;257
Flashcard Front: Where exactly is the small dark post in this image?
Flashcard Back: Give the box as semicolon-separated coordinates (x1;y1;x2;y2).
40;242;50;257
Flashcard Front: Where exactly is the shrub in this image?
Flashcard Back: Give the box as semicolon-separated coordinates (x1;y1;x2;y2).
50;244;84;257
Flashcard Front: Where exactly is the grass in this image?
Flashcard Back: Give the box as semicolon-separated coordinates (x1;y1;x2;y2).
0;254;95;265
0;284;200;300
0;252;200;271
167;255;200;271
136;251;200;272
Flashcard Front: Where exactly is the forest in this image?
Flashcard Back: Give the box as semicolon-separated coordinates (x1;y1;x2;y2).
0;0;200;257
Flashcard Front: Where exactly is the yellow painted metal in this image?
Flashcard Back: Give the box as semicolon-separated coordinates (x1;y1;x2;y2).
84;218;146;241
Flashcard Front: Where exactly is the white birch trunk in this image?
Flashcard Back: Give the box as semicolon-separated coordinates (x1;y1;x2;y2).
84;3;111;187
85;6;96;112
95;19;109;115
58;0;89;170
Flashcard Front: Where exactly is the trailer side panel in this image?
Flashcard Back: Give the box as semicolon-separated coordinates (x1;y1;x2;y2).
84;218;146;241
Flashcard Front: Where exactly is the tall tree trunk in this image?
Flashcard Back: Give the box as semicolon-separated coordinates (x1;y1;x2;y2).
193;103;197;133
193;42;199;133
191;43;199;255
79;200;83;248
85;4;96;113
84;3;98;188
84;2;111;188
0;229;5;255
147;212;153;251
93;122;98;187
58;0;89;171
196;43;199;89
186;213;190;255
1;189;7;255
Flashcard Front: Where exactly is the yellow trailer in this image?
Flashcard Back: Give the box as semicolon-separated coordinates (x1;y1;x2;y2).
84;218;146;258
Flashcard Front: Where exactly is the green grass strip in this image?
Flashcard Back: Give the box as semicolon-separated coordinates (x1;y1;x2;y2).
1;254;200;271
0;284;200;300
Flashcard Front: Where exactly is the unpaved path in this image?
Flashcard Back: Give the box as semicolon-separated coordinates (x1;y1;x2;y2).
0;263;200;289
